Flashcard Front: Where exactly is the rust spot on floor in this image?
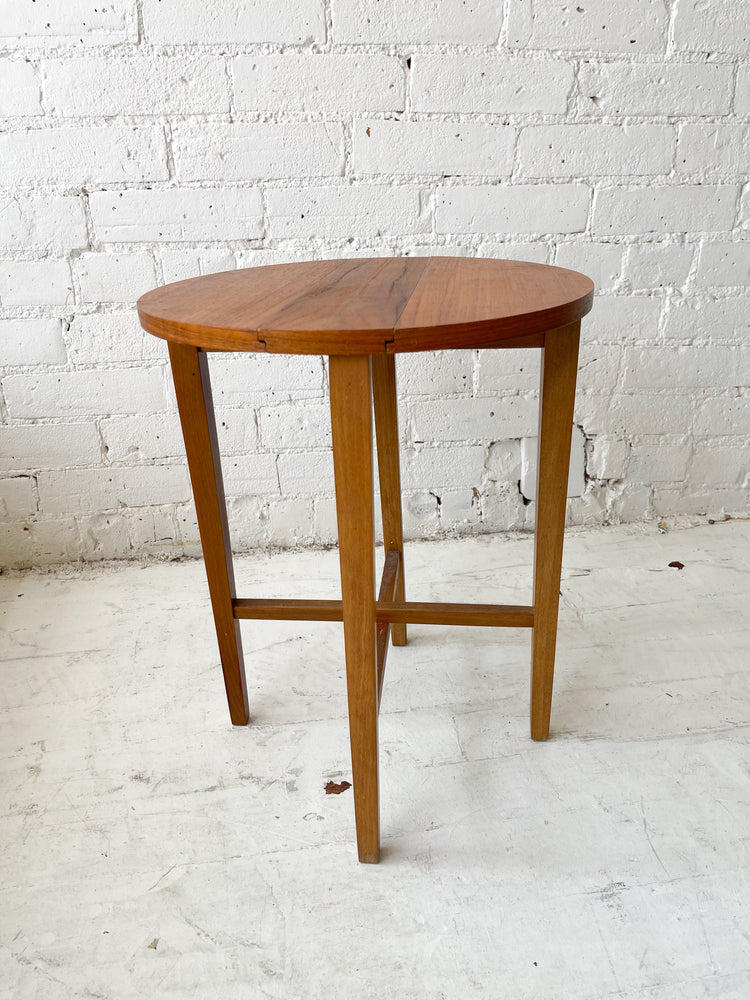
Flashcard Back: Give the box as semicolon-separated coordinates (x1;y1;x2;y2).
325;780;352;795
668;561;685;570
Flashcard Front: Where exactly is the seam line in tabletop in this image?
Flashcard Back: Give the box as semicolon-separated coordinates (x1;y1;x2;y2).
384;255;436;352
256;257;393;337
256;257;430;354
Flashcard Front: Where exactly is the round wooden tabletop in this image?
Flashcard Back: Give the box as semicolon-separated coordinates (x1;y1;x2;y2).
137;256;594;355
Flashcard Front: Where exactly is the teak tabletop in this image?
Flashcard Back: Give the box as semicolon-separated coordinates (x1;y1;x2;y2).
137;255;595;863
137;256;594;355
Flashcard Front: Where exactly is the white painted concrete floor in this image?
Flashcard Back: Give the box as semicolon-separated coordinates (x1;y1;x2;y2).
2;521;750;1000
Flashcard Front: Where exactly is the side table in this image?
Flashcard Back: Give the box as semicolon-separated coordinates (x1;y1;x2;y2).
138;256;594;863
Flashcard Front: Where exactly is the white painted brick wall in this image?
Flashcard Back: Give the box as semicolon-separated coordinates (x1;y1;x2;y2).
221;453;280;499
0;195;87;252
695;244;750;287
209;354;324;402
233;55;405;113
623;244;693;290
89;189;264;242
44;55;231;117
436;184;590;234
399;350;473;395
267;186;429;239
554;243;623;290
662;299;748;341
411;397;539;442
1;1;136;47
160;250;236;285
0;319;66;366
694;397;750;437
63;312;165;364
673;0;750;54
507;0;668;54
1;423;102;470
100;413;189;464
517;125;673;177
476;349;540;393
401;445;486;491
0;476;37;519
578;295;660;342
0;59;43;116
628;441;692;485
277;450;334;495
411;55;573;114
74;253;157;304
172;124;345;181
3;369;167;418
258;404;332;450
37;465;192;514
0;127;168;186
0;0;748;567
738;66;750;116
621;346;750;391
591;186;737;235
332;0;502;45
676;124;748;176
576;62;734;117
1;259;73;307
351;121;515;177
141;0;325;45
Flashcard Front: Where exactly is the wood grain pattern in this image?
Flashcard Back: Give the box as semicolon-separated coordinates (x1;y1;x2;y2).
393;257;592;351
329;354;380;863
372;353;407;646
378;602;534;628
257;257;428;355
231;596;534;629
530;322;581;741
232;598;344;621
168;343;249;726
138;257;593;355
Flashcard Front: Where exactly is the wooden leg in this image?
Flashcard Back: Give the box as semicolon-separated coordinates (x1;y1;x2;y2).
372;353;407;646
531;323;580;741
168;342;249;726
329;354;380;863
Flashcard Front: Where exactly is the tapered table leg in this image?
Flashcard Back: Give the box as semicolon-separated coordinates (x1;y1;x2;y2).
168;342;249;726
329;354;380;863
372;353;407;646
531;322;580;741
